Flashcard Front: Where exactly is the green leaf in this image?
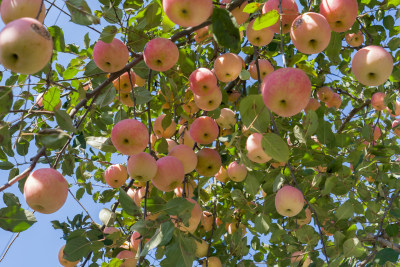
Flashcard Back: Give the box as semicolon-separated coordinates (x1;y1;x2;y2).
388;37;400;51
43;87;61;111
239;95;270;132
316;121;336;148
387;0;400;7
295;225;319;246
244;174;260;196
140;221;174;257
127;27;149;51
261;133;289;163
343;238;365;257
155;138;168;154
66;0;100;26
135;2;162;30
243;2;262;14
0;161;14;170
55;110;77;133
254;214;270;234
325;32;342;64
118;188;141;216
385;224;399;237
99;26;118;43
134;87;152;105
335;200;354;221
0;206;36;232
212;8;241;51
273;173;285;192
161;232;196;267
165;198;194;226
374;248;399;264
84;60;104;76
64;231;91;262
48;26;65;52
86;137;116;153
3;193;20;207
95;84;116;107
0;86;13;118
252;10;279;30
39;130;69;150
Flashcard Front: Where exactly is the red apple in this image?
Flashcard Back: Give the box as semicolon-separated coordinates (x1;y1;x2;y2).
189;116;219;145
174;198;202;233
392;119;400;137
201;211;213;232
246;133;272;164
104;164;128;188
193;86;222;111
371;92;386;111
214;53;243;83
222;0;249;25
248;59;274;81
290;251;311;266
113;71;136;92
174;179;196;198
320;0;358;33
118;91;135;107
215;166;229;183
325;92;342;109
127;152;157;182
151;156;185;192
153;114;177;138
93;39;129;73
162;0;213;27
202;256;222;267
111;119;149;155
189;68;218;96
345;30;364;47
178;125;195;148
143;38;179;72
215;108;236;129
275;185;304;217
296;208;312;226
227;161;247;182
58;245;80;267
246;19;274;47
116;250;137;267
168;144;198;174
262;0;299;34
195;26;212;43
317;86;334;102
196;148;222;177
304;98;321;113
1;0;46;24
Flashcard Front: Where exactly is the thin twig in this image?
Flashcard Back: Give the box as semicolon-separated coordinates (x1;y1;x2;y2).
0;233;20;263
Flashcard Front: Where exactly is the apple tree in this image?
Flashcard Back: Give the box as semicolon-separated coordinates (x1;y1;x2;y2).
0;0;400;266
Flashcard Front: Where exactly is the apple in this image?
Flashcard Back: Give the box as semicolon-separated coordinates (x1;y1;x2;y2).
203;256;222;267
104;164;128;188
371;92;386;111
215;166;229;183
290;12;331;55
178;125;195;148
246;133;272;164
320;0;358;33
392;119;400;137
174;179;196;198
162;0;213;27
214;53;243;83
387;100;400;117
223;0;249;25
371;125;381;141
113;71;136;92
304;98;321;113
261;68;311;117
352;45;393;87
196;148;222;177
189;116;219;145
116;250;137;267
262;0;299;34
195;239;209;258
228;90;241;103
296;208;312;226
111;119;149;155
118;91;135;107
1;0;46;24
0;17;53;74
58;245;80;267
201;211;213;232
345;30;364;47
195;26;212;43
93;38;129;73
168;144;198;174
127;188;140;206
227;161;247;182
275;185;304;217
153;114;177;138
35;92;61;111
143;37;179;72
174;198;202;233
134;73;146;87
99;208;116;226
24;168;68;214
291;251;311;267
246;19;274;47
129;232;143;252
165;138;177;152
248;59;274;81
127;152;157;182
151;156;185;192
193;86;222;111
189;68;218;96
317;86;334;102
182;99;200;115
103;227;121;247
325;92;342;109
215;108;236;129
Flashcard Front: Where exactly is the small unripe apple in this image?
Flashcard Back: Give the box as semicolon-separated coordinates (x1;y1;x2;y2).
153;114;177;138
58;245;80;267
152;156;185;192
111;119;149;155
202;256;222;267
262;0;299;34
196;148;222;177
195;239;209;258
275;185;304;217
214;53;243;83
168;144;198;174
113;71;136;92
143;38;179;72
93;39;129;73
246;19;274;47
127;152;157;182
227;162;247;182
162;0;213;28
189;116;219;145
345;30;364;47
317;87;334;103
371;92;386;111
1;0;46;24
104;164;128;188
320;0;358;33
325;93;342;109
248;59;274;81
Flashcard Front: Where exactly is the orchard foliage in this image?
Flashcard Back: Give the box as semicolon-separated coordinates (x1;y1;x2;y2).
0;0;400;266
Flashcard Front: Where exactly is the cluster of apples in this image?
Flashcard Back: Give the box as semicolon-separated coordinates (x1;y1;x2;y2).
0;0;53;74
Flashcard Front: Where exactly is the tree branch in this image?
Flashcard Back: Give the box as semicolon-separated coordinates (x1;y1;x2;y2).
337;100;371;134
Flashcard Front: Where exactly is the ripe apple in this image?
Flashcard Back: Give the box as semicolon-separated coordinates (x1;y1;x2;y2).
214;53;243;83
0;17;53;74
189;68;218;96
113;71;136;92
221;0;249;25
174;198;202;233
193;86;222;111
317;87;334;102
262;0;299;34
166;138;178;152
227;161;247;182
118;91;135;107
275;185;304;217
58;245;80;267
371;92;386;111
203;256;222;267
143;37;179;72
195;26;211;43
246;133;272;164
215;166;229;183
248;59;274;81
178;125;195;148
296;208;312;226
325;93;342;109
196;148;222;177
215;108;236;129
189;116;219;145
320;0;358;32
104;164;128;188
291;251;311;267
153;114;177;138
352;45;393;87
24;168;68;214
246;19;274;47
195;239;209;258
1;0;46;24
93;38;129;73
392;119;400;136
174;179;196;198
290;12;331;55
134;73;146;87
151;156;185;192
168;144;198;174
127;152;157;182
345;30;364;47
111;119;149;155
116;250;137;267
182;99;200;115
162;0;213;27
304;98;321;113
371;125;381;141
261;68;311;117
201;211;213;232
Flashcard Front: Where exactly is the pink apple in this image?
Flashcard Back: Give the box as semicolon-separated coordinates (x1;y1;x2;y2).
371;92;386;111
325;93;342;109
320;0;358;32
174;198;202;233
352;45;393;86
214;53;243;83
304;98;321;113
193;86;222;111
116;250;137;267
162;0;213;27
392;119;400;137
0;17;53;74
113;71;136;92
215;166;229;183
387;100;400;117
189;68;218;96
111;119;149;155
262;0;299;34
246;133;272;164
189;116;219;145
371;125;381;141
93;39;129;73
119;91;135;107
215;108;236;129
275;185;304;217
201;211;213;232
182;99;200;115
196;148;222;177
153;114;177;139
127;152;157;182
58;245;80;267
227;162;247;182
168;144;198;174
24;168;68;214
151;156;185;192
143;38;179;72
345;30;364;47
1;0;46;24
317;87;334;102
246;19;274;47
248;59;274;80
290;12;331;55
221;0;249;25
104;164;128;188
134;73;146;87
178;125;195;148
261;68;311;117
195;26;212;43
